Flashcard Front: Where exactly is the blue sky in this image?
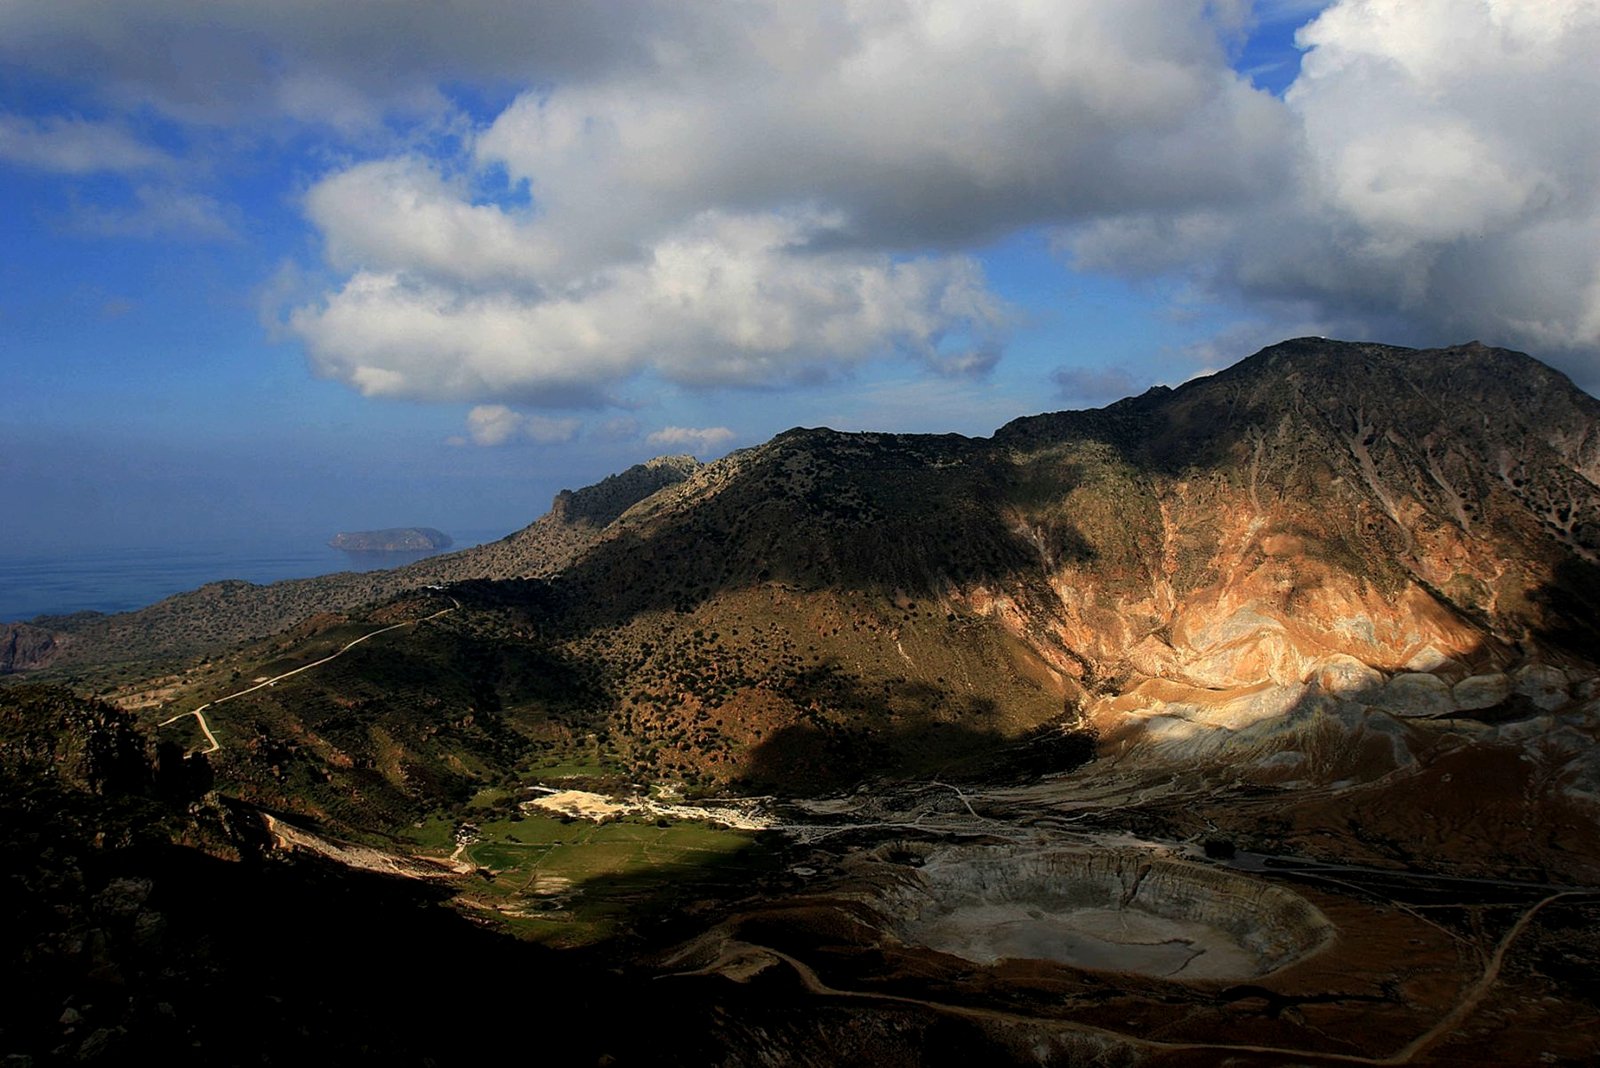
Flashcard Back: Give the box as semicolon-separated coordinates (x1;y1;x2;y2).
3;0;1598;553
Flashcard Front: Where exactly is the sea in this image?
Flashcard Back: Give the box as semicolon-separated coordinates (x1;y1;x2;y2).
0;528;508;623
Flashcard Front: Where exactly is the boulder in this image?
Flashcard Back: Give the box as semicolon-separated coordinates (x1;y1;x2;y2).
1453;673;1512;710
1514;664;1570;711
1375;672;1453;717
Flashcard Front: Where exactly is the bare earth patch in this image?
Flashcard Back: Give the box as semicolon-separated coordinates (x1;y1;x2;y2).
525;788;777;830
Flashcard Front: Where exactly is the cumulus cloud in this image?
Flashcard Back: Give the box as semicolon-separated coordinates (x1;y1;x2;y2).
522;415;584;444
278;1;1292;406
1165;316;1336;378
460;405;580;447
645;426;736;454
464;405;522;447
304;159;556;285
1064;0;1600;375
471;2;1287;254
13;0;1600;399
291;203;1010;403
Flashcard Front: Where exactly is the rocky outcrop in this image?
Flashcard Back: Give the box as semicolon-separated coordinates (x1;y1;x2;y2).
0;622;62;673
549;454;701;526
0;685;152;793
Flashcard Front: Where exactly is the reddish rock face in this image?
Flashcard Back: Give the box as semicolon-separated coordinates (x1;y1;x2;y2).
522;338;1599;788
0;622;60;673
974;341;1598;776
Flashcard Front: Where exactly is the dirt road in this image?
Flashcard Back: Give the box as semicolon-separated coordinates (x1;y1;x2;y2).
157;597;457;754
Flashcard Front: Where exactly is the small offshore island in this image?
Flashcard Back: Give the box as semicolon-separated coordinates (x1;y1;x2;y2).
327;527;453;552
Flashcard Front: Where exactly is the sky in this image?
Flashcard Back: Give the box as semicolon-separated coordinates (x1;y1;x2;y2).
3;0;1599;553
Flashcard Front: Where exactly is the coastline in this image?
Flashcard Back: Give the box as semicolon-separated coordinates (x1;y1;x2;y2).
0;529;505;623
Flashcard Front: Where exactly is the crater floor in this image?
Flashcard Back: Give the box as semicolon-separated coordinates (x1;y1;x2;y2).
881;845;1332;981
908;901;1258;979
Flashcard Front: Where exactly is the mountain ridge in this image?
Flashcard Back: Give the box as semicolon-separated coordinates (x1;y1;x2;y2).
475;337;1600;792
10;336;1600;1064
94;337;1597;901
9;338;1600;781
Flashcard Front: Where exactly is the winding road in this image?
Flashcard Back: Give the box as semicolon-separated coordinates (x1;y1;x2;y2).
723;888;1590;1066
157;596;458;754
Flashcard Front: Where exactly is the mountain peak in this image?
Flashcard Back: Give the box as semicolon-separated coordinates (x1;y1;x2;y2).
550;454;702;527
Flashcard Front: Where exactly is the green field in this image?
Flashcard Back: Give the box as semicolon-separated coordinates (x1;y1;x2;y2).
402;806;776;945
523;757;616;781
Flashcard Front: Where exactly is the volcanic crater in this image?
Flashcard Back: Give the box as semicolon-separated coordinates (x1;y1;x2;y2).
877;844;1334;982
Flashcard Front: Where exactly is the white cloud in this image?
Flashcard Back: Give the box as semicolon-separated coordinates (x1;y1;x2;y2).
596;416;642;441
645;426;735;454
0;114;167;173
282;1;1290;406
523;415;583;444
1064;0;1600;375
1166;315;1335;378
471;2;1287;253
463;405;580;446
13;0;1600;398
465;405;522;446
305;159;556;285
291;204;1010;404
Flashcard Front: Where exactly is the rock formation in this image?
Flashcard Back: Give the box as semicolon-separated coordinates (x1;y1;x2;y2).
0;622;60;673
